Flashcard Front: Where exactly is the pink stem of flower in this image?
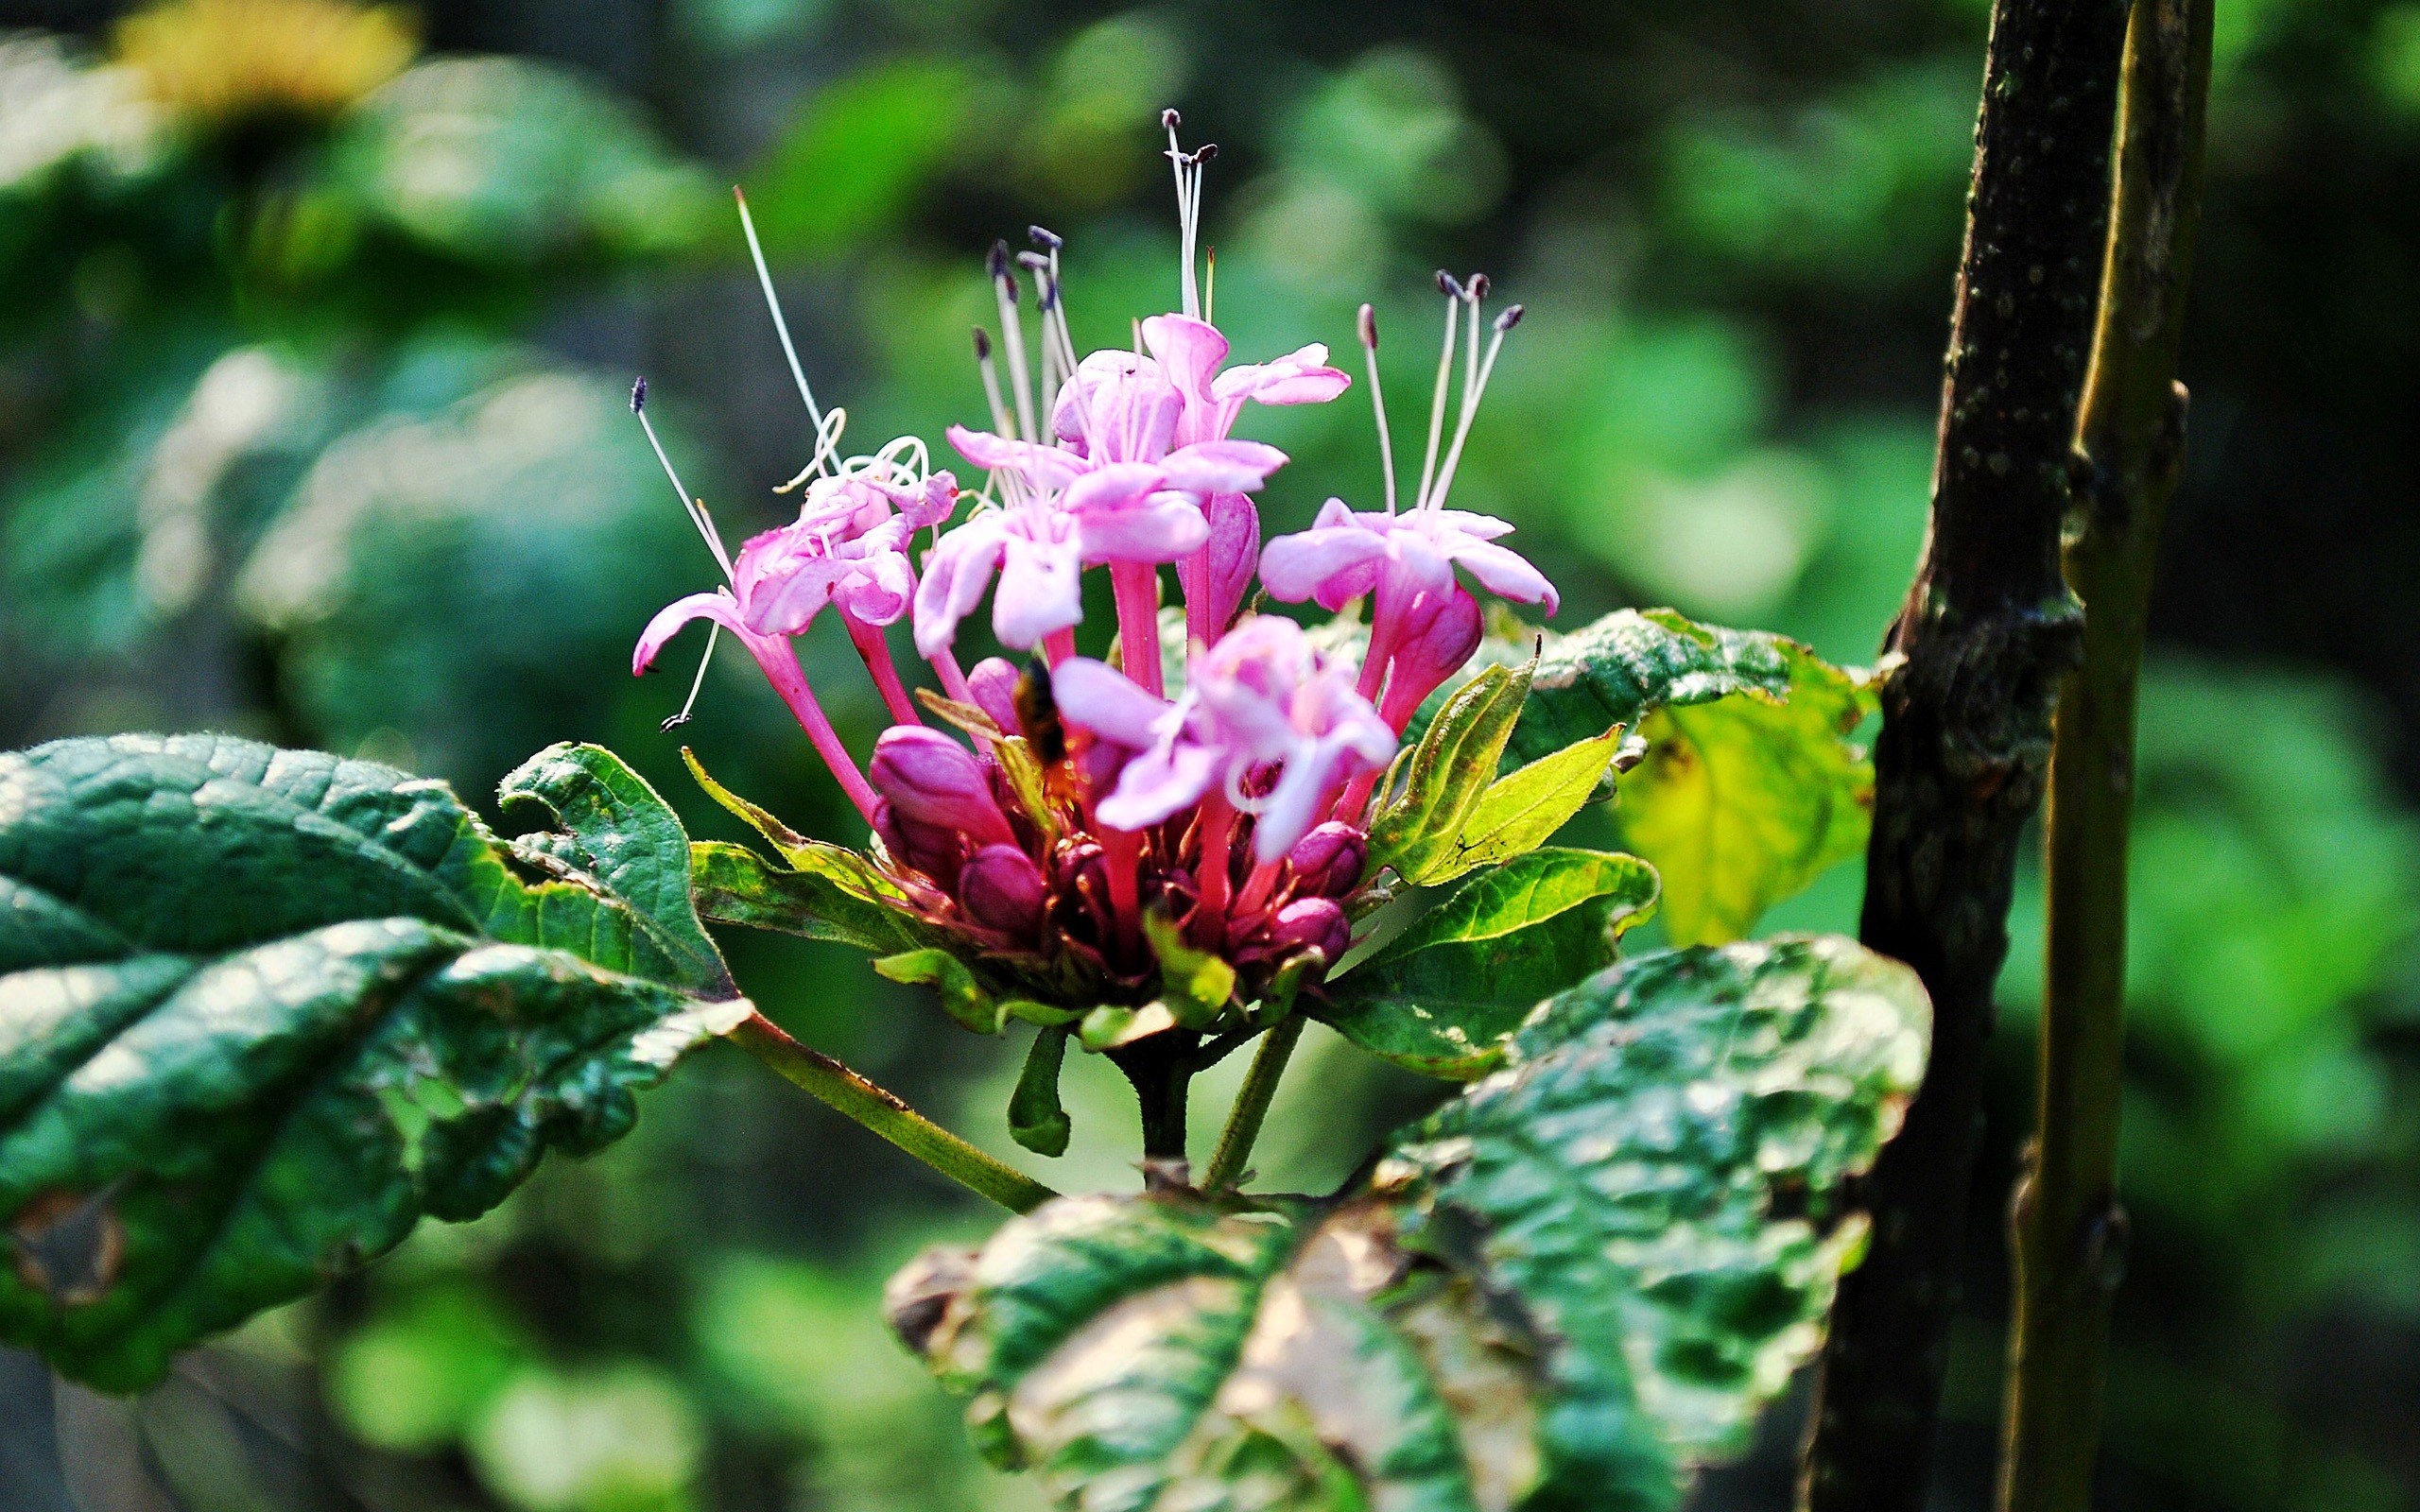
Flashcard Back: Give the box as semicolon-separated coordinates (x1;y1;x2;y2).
1193;793;1237;948
930;644;975;707
1333;768;1383;830
1099;824;1144;959
1377;679;1427;734
1357;571;1414;704
740;628;881;828
844;611;923;727
1044;627;1078;669
1110;561;1164;697
1180;545;1213;649
1233;858;1283;920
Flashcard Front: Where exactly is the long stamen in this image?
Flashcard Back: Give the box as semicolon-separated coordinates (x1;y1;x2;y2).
735;187;830;475
971;326;1028;509
663;625;720;730
1031;227;1080;400
1357;303;1397;514
1427;303;1523;512
1413;271;1462;511
1460;273;1487;436
773;406;852;493
989;242;1039;444
632;377;734;578
1164;109;1200;318
1203;244;1216;326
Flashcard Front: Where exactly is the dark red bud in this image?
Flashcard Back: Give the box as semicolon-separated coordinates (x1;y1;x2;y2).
1269;897;1350;963
1287;822;1367;897
959;844;1046;936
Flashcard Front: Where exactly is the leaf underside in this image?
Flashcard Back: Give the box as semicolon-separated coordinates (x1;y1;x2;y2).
895;935;1930;1511
0;735;739;1390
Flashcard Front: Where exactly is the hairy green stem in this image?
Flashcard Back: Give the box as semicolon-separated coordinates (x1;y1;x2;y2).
1997;1;2210;1506
1203;1018;1305;1192
728;1011;1056;1213
1112;1032;1199;1164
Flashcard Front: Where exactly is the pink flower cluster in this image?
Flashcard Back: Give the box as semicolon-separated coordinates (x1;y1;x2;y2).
632;117;1551;1005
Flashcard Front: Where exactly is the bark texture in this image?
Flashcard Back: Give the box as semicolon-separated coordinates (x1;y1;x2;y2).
1796;3;2130;1507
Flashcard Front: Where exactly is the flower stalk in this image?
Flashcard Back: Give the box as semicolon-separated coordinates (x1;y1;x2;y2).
726;1010;1055;1213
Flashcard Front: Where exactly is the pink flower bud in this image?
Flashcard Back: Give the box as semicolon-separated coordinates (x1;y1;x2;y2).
874;799;968;886
966;656;1023;736
1177;492;1259;640
1268;897;1350;963
1286;822;1367;898
959;844;1046;936
1378;585;1483;730
869;728;1017;849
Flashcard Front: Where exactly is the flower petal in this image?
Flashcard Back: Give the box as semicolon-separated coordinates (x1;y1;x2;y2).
1257;524;1389;603
1062;460;1169;515
1140;314;1231;404
912;514;1009;658
1211;344;1352;406
1158;438;1289;494
634;590;746;676
945;424;1086;491
1097;740;1219;833
991;532;1084;649
1051;657;1171;747
1443;532;1560;612
1078;496;1211;563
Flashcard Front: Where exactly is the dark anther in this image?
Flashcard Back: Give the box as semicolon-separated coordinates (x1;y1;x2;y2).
1495;303;1526;332
1466;272;1491;301
1194;142;1218;162
986;238;1011;281
630;375;648;412
1028;224;1063;249
1161;107;1182;129
972;326;992;361
1436;269;1464;300
1357;302;1378;349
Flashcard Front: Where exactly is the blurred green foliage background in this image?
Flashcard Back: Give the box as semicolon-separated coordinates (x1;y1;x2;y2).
1;0;2416;1508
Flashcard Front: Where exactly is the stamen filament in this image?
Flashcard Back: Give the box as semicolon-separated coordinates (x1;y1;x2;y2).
990;244;1039;443
664;623;719;730
1413;275;1460;510
1427;305;1521;513
735;187;830;474
633;382;735;579
1357;303;1397;513
1164;109;1202;318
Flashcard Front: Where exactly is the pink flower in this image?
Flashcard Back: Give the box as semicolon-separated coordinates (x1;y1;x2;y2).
1130;315;1351;449
1259;496;1558;616
914;426;1288;656
638;471;959;653
1051;616;1396;863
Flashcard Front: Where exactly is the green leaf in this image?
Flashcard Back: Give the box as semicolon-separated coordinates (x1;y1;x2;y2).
1433;726;1627;884
681;747;815;860
689;839;923;954
0;735;746;1391
1614;644;1875;945
499;743;730;995
1314;849;1661;1079
875;950;1003;1035
1142;911;1238;1031
1009;1027;1074;1158
1369;662;1535;886
892;935;1930;1509
1508;609;1803;765
1078;1003;1179;1052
